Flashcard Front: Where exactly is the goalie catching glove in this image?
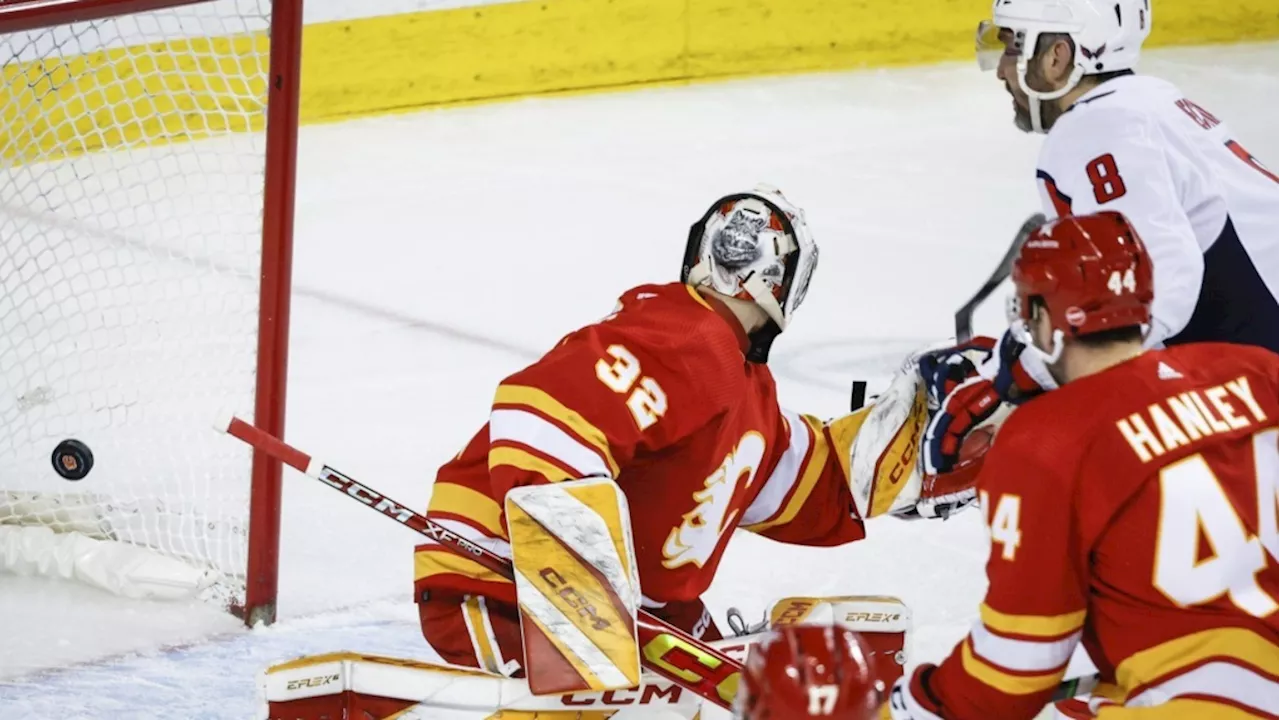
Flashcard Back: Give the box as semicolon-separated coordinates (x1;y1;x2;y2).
840;342;1009;521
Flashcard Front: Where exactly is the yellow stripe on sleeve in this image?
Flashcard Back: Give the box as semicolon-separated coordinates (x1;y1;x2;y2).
979;603;1086;639
744;415;829;533
960;638;1065;695
428;483;505;538
489;446;576;484
494;384;620;476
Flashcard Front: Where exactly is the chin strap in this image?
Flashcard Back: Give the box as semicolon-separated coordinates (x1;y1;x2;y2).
1017;59;1084;134
1010;320;1066;367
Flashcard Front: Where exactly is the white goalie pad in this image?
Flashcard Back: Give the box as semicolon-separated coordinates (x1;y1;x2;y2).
258;651;708;720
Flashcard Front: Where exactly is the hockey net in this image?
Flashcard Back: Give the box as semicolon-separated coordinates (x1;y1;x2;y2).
0;0;299;624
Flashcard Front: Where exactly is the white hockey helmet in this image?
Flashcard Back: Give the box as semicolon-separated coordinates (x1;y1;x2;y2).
976;0;1153;132
681;185;818;332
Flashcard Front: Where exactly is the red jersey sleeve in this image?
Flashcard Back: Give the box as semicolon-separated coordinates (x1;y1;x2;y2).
927;406;1087;720
486;284;738;501
739;409;866;546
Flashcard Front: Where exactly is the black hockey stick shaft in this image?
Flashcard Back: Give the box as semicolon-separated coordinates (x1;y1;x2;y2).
954;213;1046;342
219;416;745;710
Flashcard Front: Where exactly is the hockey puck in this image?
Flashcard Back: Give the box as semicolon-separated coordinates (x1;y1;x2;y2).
52;439;94;481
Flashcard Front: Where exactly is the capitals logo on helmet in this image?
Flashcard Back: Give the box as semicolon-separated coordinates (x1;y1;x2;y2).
682;184;819;332
734;625;883;720
1008;210;1154;362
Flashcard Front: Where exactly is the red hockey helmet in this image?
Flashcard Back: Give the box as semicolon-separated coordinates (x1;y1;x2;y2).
734;625;882;720
1010;211;1153;357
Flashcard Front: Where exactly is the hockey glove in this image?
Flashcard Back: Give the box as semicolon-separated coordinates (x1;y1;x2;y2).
915;338;1001;519
982;328;1058;404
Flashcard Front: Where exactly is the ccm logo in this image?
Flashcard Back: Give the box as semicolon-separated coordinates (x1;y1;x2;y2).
561;685;684;706
887;406;926;485
540;568;611;631
773;599;816;625
285;674;340;690
845;612;902;623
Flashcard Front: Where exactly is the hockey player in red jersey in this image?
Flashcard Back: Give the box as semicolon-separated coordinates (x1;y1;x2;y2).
884;210;1279;719
735;624;883;719
413;185;987;681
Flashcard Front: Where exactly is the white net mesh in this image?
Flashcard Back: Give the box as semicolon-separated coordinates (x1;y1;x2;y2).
0;0;276;608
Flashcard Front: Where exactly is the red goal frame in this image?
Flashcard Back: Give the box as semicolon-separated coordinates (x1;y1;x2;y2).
0;0;303;627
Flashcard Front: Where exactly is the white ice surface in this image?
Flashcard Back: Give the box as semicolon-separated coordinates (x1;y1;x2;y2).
0;42;1275;718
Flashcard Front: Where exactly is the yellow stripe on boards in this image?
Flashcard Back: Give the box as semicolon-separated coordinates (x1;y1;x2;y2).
2;1;1269;163
1;32;268;165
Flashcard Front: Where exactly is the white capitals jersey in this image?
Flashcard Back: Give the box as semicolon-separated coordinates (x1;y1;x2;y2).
1035;73;1278;352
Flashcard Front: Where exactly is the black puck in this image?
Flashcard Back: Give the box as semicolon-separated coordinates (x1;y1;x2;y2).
52;439;94;481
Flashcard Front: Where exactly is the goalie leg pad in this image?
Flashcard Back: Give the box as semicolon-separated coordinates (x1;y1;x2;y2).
769;595;911;689
506;478;642;696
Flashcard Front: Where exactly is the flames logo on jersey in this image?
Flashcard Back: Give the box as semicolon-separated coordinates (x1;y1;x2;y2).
662;432;766;570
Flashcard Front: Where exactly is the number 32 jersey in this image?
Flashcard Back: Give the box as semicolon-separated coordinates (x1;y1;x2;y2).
928;344;1279;719
415;282;865;611
1036;74;1278;351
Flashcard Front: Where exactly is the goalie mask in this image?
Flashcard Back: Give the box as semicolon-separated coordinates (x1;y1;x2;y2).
681;185;819;350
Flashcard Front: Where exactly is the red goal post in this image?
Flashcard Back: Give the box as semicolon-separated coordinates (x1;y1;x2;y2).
0;0;302;626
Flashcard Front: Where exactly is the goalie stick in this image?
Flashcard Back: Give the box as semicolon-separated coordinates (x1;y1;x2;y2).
954;213;1046;342
218;416;1098;707
219;416;743;710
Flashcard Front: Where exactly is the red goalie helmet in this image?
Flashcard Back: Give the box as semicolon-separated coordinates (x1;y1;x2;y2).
1011;210;1154;339
734;625;882;720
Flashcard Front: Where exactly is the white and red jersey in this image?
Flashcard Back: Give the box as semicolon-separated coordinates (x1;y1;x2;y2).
927;344;1279;719
1035;74;1278;352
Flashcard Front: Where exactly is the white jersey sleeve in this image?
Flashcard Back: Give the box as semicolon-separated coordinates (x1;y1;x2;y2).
1035;94;1202;346
1034;75;1279;350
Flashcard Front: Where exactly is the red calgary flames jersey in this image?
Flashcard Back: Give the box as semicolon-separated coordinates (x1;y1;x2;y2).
930;344;1279;719
416;283;864;613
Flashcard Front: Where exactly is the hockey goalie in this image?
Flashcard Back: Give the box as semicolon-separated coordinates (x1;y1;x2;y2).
259;185;1003;719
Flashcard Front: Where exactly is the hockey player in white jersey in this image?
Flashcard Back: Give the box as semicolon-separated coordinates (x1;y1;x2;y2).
916;0;1280;493
976;0;1278;353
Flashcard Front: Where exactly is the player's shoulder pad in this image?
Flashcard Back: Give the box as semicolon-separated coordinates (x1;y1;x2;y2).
591;282;749;394
983;390;1089;485
1041;76;1163;167
1166;342;1280;390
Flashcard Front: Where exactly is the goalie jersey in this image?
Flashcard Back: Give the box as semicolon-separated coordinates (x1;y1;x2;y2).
416;282;865;611
1035;74;1278;351
928;344;1279;719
